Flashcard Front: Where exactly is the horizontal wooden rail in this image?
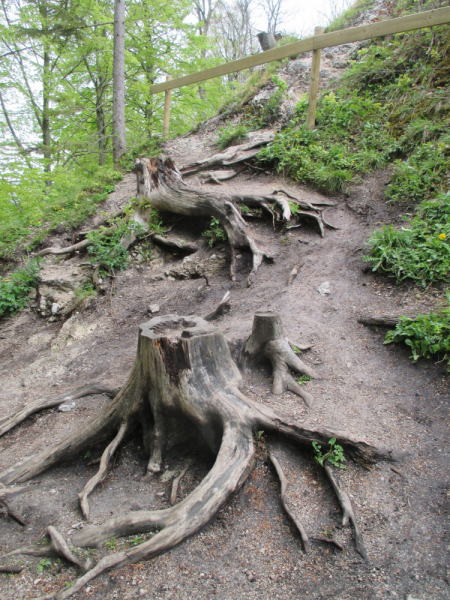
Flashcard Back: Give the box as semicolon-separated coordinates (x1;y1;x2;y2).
150;7;450;94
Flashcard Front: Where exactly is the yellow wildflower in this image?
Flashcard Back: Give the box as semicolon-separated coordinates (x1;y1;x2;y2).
439;233;446;240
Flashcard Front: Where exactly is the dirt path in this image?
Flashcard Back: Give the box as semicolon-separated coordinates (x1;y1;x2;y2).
1;128;449;600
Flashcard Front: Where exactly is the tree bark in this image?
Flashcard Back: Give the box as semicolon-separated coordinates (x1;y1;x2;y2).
113;0;127;165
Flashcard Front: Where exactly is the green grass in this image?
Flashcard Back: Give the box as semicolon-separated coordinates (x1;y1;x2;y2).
216;123;249;150
385;291;450;370
364;192;450;286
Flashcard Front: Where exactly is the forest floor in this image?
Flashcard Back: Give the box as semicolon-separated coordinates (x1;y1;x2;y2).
1;46;450;600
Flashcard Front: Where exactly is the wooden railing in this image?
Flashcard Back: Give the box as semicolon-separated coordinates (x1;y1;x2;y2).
151;7;450;137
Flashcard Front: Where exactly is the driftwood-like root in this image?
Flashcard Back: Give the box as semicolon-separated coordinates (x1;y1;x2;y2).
0;384;118;438
269;452;310;552
79;421;128;520
0;314;392;597
204;291;231;321
324;462;367;560
358;314;402;327
170;463;189;506
0;565;23;573
312;536;344;551
287;261;304;286
245;312;316;407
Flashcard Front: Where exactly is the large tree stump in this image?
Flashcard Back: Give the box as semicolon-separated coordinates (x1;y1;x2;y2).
0;315;395;599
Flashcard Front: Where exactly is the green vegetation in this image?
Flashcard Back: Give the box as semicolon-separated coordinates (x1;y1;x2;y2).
364;193;450;286
258;90;395;193
217;123;249;150
202;217;227;247
385;292;450;369
0;259;40;319
297;374;314;385
37;558;52;573
312;437;346;469
105;538;117;550
87;218;143;277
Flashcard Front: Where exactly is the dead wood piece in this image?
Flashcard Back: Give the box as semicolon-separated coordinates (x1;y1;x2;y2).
79;421;128;521
269;452;310;552
199;170;237;184
0;314;392;598
151;234;197;255
324;462;367;560
245;312;316;407
358;314;401;327
47;526;84;569
2;500;26;526
287;261;304;286
170;464;189;506
204;291;231;321
0;564;23;573
0;384;119;438
312;536;344;551
0;485;30;501
36;238;91;258
180;132;275;175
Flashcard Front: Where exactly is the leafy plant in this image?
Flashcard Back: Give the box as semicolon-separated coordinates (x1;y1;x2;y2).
312;438;346;469
364;192;450;286
384;291;450;369
256;430;264;441
217;123;249;150
0;259;40;319
202;217;227;247
291;345;302;355
130;535;144;546
106;538;117;550
297;375;313;385
83;451;91;459
37;558;52;573
87;218;143;277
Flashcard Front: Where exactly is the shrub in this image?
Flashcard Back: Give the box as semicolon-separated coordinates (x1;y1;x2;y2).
87;218;143;277
217;123;249;150
0;259;41;319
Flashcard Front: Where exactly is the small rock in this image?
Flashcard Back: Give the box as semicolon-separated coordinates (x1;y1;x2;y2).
156;492;165;497
247;573;256;582
200;572;205;577
139;590;148;597
34;579;42;586
318;281;332;296
51;302;60;315
148;304;160;314
131;578;137;585
210;254;217;260
59;402;76;412
71;522;84;529
50;489;57;494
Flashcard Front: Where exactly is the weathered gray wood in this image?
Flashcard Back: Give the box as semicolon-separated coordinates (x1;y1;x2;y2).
150;8;450;94
358;314;401;327
306;26;324;130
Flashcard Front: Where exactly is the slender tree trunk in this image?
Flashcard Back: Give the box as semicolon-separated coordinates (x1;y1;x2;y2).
43;47;52;186
96;75;107;167
113;0;127;166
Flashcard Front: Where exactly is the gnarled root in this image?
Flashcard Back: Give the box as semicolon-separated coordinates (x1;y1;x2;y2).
269;452;310;552
0;314;393;598
245;312;316;407
170;463;189;505
0;384;119;439
204;291;231;321
79;421;129;520
324;461;367;559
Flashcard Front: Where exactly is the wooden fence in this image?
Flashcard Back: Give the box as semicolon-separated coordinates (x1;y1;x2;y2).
151;6;450;138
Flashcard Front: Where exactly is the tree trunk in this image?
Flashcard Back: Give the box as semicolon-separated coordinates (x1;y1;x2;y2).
113;0;127;165
43;48;52;186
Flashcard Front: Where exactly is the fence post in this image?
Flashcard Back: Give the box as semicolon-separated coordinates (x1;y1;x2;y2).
163;75;172;140
306;26;324;130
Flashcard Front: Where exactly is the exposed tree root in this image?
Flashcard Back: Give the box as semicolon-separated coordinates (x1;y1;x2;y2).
358;314;402;327
312;536;344;551
0;565;23;573
36;238;91;258
245;312;316;407
170;463;189;506
180;132;275;175
204;291;231;321
1;500;26;525
324;461;367;560
79;421;128;520
287;261;304;286
269;452;310;552
0;384;119;439
199;169;237;184
150;234;198;254
0;314;393;597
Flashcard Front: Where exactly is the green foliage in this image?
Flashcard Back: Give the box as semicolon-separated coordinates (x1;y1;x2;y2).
258;91;393;193
37;558;52;573
255;75;288;126
312;438;346;469
385;291;450;369
202;217;227;247
297;375;313;385
217;123;249;150
87;218;143;277
130;535;144;546
0;259;40;319
364;193;450;286
83;451;91;459
106;538;117;550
